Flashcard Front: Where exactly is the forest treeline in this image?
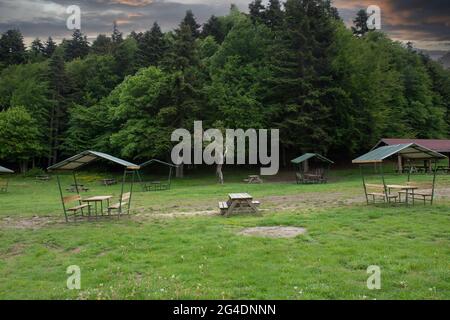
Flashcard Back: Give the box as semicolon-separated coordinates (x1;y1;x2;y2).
1;0;450;171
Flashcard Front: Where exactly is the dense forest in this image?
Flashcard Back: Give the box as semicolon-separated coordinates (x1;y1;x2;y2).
1;0;450;172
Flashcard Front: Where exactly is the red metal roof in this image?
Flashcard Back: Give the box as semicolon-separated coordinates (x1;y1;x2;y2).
376;139;450;153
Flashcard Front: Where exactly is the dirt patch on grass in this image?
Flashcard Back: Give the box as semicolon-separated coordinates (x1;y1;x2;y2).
238;226;307;238
1;242;27;258
0;215;62;230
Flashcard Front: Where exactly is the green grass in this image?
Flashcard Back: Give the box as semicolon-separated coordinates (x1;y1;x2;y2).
0;169;449;299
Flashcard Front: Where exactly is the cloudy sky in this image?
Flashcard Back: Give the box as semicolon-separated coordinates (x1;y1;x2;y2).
0;0;449;55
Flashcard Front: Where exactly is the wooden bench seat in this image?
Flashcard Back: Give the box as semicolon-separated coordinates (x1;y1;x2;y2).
67;204;90;212
108;201;128;210
252;200;261;206
218;201;229;215
108;192;131;214
62;195;90;222
365;184;398;204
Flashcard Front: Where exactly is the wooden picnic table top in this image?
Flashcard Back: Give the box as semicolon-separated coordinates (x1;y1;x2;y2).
229;193;253;200
82;195;113;202
386;185;419;190
304;173;322;177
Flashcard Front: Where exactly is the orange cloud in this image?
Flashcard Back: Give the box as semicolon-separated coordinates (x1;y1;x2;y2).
109;0;153;7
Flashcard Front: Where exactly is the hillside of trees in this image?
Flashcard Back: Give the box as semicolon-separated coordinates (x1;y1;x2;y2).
1;0;450;172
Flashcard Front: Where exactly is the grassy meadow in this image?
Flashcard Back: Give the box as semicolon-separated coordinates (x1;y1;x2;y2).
0;168;449;299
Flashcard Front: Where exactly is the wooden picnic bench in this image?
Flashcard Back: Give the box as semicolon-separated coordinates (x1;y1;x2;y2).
396;182;434;205
218;193;260;216
243;175;263;184
108;192;131;215
142;181;170;191
0;178;9;193
62;195;91;221
66;184;89;193
364;184;398;204
101;178;117;186
82;195;113;217
36;175;51;181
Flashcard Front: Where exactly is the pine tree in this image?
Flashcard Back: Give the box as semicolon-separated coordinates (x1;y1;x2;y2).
249;0;265;24
267;0;337;153
112;21;123;44
65;29;90;61
46;49;70;165
137;22;167;68
352;9;369;37
30;38;45;56
92;34;113;55
164;23;199;71
202;15;225;43
44;37;57;58
181;10;201;38
265;0;283;29
0;29;26;65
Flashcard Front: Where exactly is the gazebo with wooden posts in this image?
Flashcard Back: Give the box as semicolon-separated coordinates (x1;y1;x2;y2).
137;159;176;192
47;151;140;222
291;153;334;184
0;165;14;193
353;143;447;205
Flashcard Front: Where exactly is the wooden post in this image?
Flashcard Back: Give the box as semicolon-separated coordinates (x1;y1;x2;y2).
397;155;403;173
303;159;309;173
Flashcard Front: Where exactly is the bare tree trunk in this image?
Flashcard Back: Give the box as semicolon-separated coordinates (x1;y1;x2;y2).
176;164;184;178
216;164;224;184
48;104;55;167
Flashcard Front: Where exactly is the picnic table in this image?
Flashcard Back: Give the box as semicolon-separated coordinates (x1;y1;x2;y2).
244;175;263;184
435;166;450;174
66;184;89;193
387;185;418;204
82;195;113;217
36;175;51;181
219;193;260;216
102;178;117;186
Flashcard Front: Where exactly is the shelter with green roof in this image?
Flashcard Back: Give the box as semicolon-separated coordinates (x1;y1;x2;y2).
137;159;177;192
353;143;447;205
291;153;334;184
48;151;140;222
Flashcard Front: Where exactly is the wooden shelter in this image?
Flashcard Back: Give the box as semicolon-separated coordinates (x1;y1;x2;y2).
373;138;450;172
0;165;14;193
291;153;334;184
353;143;447;205
47;151;140;222
137;159;176;191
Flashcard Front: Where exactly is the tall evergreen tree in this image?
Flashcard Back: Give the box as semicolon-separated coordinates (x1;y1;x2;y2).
65;29;90;61
202;15;225;43
30;38;46;60
352;9;369;37
44;37;57;58
181;10;201;38
46;49;70;165
164;23;199;71
264;0;283;29
249;0;266;24
137;22;167;68
112;21;123;44
92;34;113;55
267;0;338;154
0;29;26;65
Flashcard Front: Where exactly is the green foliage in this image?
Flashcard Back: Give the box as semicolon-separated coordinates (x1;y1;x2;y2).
0;1;450;168
0;106;43;164
64;29;90;61
0;29;26;66
137;22;167;68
